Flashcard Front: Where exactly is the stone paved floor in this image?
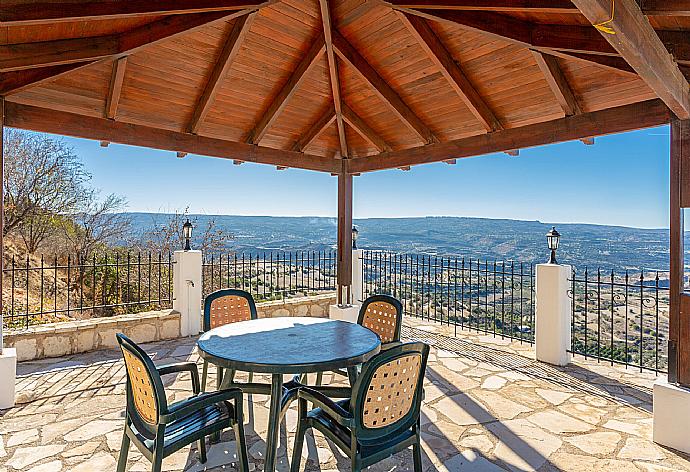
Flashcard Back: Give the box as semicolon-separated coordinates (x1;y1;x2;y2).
2;317;690;471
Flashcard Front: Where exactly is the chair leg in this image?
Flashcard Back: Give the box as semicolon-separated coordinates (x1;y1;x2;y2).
248;371;253;383
198;436;207;464
116;430;130;472
216;365;224;388
413;441;423;472
151;455;163;472
233;420;250;472
291;397;309;472
315;372;323;386
201;360;209;392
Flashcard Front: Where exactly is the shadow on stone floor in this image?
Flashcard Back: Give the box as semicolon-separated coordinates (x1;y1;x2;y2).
404;325;654;412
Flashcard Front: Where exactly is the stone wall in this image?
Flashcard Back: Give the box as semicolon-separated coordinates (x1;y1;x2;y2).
4;310;181;362
4;294;337;362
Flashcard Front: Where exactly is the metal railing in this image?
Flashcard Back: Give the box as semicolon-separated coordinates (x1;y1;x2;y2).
202;251;337;301
362;252;536;343
3;252;173;330
569;268;669;373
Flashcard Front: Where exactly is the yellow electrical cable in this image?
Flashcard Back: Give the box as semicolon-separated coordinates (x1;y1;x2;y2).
593;0;616;34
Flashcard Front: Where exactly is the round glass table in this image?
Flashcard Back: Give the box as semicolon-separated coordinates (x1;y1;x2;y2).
197;316;381;472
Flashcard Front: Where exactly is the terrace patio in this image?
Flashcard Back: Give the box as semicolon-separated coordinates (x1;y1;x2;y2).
3;316;688;472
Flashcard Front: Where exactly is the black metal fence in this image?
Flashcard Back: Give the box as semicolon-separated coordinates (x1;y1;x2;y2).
202;251;337;301
362;252;536;343
569;268;669;373
3;252;173;330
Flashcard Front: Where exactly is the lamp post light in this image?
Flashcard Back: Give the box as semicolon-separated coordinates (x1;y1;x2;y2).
183;219;193;251
352;225;359;249
546;226;560;264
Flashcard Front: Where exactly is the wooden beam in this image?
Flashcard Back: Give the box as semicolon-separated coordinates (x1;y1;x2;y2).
336;173;353;304
571;0;690;119
349;99;670;172
0;11;242;71
188;13;255;134
293;105;336;152
332;30;438;145
341;103;391;152
531;51;582;116
397;11;502;132
384;0;576;13
105;56;127;119
644;1;690;16
246;33;325;144
319;0;348;158
0;62;95;95
0;0;273;25
5;102;340;173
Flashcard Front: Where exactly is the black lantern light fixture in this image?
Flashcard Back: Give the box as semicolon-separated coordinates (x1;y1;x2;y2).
183;219;193;251
546;226;560;264
352;225;359;249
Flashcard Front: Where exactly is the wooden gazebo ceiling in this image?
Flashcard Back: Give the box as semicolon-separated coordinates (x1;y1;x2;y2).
1;0;687;174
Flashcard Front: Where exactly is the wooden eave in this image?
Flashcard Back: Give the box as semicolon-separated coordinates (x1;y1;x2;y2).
0;0;687;174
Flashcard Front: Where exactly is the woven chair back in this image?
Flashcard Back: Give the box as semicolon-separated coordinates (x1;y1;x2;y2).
352;342;429;442
204;289;257;331
358;295;403;344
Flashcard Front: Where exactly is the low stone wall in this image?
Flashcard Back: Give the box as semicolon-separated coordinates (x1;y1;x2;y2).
256;293;335;319
4;310;181;362
4;294;337;362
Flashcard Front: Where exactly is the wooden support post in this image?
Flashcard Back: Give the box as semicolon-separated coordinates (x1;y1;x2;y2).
669;118;690;386
337;172;353;305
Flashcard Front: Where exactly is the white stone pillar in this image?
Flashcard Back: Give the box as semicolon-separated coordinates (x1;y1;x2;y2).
0;348;16;409
173;250;202;337
653;377;690;454
535;263;572;366
351;249;364;304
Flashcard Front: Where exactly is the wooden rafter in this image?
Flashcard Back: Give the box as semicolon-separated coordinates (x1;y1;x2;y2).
332;30;438;144
0;61;94;95
348;99;670;173
105;56;128;119
293;105;336;152
246;33;325;144
531;51;581;116
189;13;255;134
319;0;348;158
0;0;274;25
0;11;244;71
6;102;339;173
572;0;690;119
645;1;690;16
341;103;392;153
397;11;502;132
385;0;576;13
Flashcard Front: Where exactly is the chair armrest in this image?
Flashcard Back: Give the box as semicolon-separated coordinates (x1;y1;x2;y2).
161;388;244;424
381;341;403;351
298;387;353;427
157;362;200;394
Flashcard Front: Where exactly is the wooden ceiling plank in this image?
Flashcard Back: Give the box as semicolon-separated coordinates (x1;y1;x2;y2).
397;11;502;132
246;32;326;144
348;99;670;173
188;13;255;134
644;1;690;16
571;0;690;119
0;0;274;25
384;1;577;13
0;11;244;71
0;61;95;95
105;56;128;119
341;102;392;152
6;102;339;173
293;104;336;152
332;30;438;145
531;50;581;116
319;0;348;158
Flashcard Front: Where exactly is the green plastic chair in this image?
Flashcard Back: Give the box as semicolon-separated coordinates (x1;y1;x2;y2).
315;294;404;385
116;333;249;472
201;289;258;391
291;341;430;472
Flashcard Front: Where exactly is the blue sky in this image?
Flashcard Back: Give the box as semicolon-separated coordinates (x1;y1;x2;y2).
54;125;671;229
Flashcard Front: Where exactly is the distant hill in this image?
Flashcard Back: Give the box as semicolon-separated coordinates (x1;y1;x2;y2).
124;213;674;271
